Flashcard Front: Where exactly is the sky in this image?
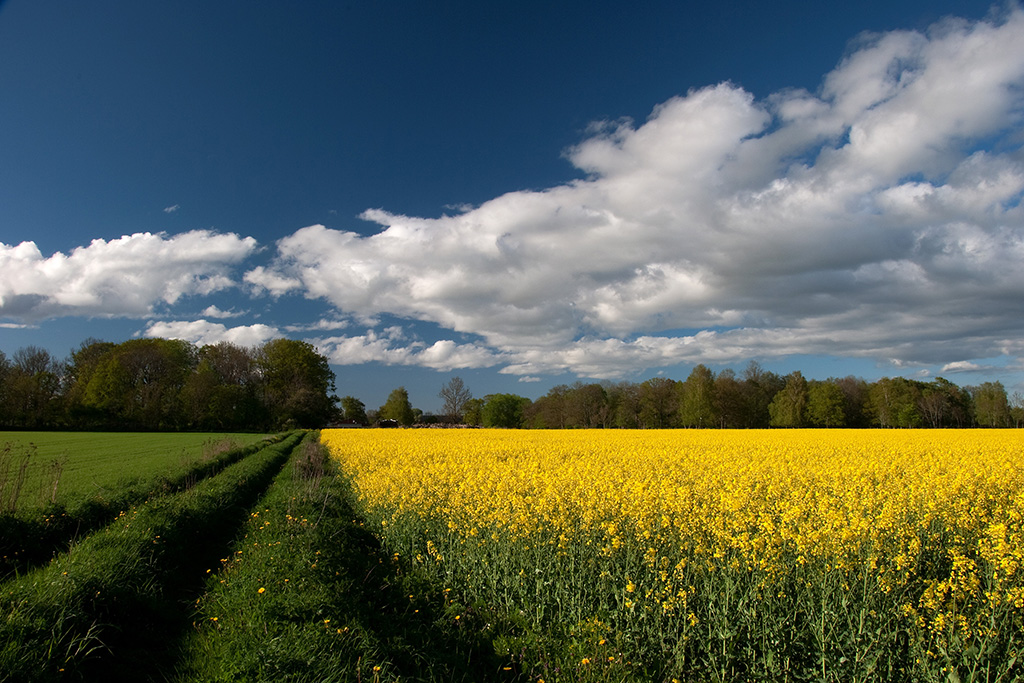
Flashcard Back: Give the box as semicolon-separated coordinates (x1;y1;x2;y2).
2;0;1024;414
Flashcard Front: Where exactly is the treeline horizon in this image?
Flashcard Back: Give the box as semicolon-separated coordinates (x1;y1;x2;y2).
361;363;1022;429
1;337;1020;431
0;338;335;432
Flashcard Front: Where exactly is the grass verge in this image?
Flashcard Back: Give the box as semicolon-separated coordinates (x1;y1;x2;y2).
176;436;512;682
0;434;286;580
0;431;302;682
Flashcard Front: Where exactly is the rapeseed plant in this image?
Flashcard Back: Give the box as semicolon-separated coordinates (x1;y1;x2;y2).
323;428;1024;681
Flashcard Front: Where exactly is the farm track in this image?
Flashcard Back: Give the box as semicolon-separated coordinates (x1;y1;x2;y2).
175;437;511;682
0;433;289;581
0;431;305;682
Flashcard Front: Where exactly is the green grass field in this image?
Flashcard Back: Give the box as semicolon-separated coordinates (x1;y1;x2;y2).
0;431;270;512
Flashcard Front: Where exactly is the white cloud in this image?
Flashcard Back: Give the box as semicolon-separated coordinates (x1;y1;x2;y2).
247;9;1024;378
163;204;180;213
201;305;247;319
284;318;351;333
144;319;282;347
0;231;258;321
315;327;504;371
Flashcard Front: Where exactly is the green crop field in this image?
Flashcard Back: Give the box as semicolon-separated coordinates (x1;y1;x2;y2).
0;431;269;512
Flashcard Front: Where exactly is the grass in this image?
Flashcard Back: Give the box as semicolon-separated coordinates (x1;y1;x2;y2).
175;437;510;682
0;432;271;513
0;432;303;682
0;433;283;580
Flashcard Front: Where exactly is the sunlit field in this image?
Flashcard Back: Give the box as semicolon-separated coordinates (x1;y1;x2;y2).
323;429;1024;682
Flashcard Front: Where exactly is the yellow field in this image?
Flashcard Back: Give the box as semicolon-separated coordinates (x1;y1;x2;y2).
322;429;1024;681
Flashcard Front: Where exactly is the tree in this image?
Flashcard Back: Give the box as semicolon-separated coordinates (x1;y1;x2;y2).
181;342;264;430
971;381;1011;427
3;347;63;428
638;377;680;428
78;339;196;430
258;339;335;428
680;364;717;428
481;393;530;428
611;382;643;428
340;396;368;425
867;377;921;428
769;371;808;427
380;386;415;426
438;376;473;423
463;397;484;426
741;361;785;428
806;380;845;427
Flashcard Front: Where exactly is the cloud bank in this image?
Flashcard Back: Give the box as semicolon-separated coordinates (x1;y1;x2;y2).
247;9;1024;377
0;231;257;320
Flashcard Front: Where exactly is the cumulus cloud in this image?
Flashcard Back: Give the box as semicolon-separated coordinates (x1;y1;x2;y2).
144;319;282;347
250;9;1024;378
201;305;247;319
0;231;258;321
314;326;504;371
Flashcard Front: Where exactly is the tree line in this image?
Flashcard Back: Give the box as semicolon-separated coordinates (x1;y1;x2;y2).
0;338;336;431
336;364;1022;429
4;338;1019;431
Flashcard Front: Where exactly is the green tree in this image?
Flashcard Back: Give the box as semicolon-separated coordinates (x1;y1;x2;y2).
638;377;680;428
181;343;264;430
971;381;1011;427
463;397;484;426
611;382;643;428
340;396;368;425
741;361;785;428
867;377;922;428
81;339;196;429
768;371;808;427
680;364;718;428
380;386;415;426
258;339;335;428
806;380;845;427
3;347;63;428
481;393;530;428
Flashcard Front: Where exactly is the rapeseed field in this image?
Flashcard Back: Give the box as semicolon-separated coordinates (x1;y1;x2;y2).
323;429;1024;682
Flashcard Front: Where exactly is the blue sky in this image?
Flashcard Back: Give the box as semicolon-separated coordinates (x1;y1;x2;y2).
2;0;1024;414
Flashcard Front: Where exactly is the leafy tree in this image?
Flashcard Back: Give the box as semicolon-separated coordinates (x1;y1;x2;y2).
258;339;335;428
481;393;530;428
638;377;680;428
0;350;9;425
741;361;785;428
834;375;871;428
3;347;63;428
463;397;484;426
340;396;368;425
380;386;415;426
769;371;808;427
438;376;473;423
79;339;195;429
566;382;609;428
709;369;739;428
611;381;644;429
867;377;922;428
806;380;845;427
971;381;1011;427
680;364;717;428
1011;392;1024;428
